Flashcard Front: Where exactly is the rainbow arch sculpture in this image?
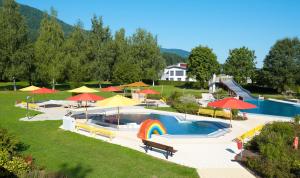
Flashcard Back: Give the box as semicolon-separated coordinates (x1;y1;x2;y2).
137;119;167;140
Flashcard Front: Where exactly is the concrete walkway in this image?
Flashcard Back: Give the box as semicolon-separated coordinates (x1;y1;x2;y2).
17;104;290;178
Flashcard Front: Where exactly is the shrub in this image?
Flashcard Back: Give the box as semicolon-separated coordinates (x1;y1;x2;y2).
0;128;21;155
245;122;300;178
294;115;300;125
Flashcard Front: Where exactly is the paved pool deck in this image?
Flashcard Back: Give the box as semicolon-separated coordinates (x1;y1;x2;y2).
17;104;291;178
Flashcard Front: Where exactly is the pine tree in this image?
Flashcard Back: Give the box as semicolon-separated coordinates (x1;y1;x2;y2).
63;21;88;87
86;15;113;87
112;28;141;84
0;0;31;91
130;28;165;85
34;8;64;89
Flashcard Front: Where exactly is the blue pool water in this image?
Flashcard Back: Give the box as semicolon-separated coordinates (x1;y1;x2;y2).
243;99;300;118
118;113;228;135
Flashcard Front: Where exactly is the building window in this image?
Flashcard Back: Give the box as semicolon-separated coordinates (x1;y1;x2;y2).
178;78;181;81
170;78;174;81
175;71;184;76
170;71;174;76
166;78;169;80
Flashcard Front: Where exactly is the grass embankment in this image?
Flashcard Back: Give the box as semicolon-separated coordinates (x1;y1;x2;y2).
0;91;199;178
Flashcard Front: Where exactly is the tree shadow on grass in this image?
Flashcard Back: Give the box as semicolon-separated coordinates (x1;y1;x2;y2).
57;163;92;178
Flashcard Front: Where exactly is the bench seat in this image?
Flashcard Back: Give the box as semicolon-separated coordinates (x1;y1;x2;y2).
142;139;177;159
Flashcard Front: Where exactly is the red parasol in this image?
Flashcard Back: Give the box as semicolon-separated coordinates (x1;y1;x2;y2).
66;93;105;101
31;87;58;94
208;97;257;127
208;97;256;110
138;89;160;95
100;86;122;92
66;93;105;121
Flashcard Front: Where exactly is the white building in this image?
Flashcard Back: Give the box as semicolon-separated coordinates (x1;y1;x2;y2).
160;63;196;82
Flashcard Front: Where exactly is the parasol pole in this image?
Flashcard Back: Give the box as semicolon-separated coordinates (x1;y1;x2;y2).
117;106;120;128
85;100;88;122
230;108;232;128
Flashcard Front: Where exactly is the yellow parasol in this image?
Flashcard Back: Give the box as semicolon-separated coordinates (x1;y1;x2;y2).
119;81;149;88
96;95;140;126
19;85;40;92
68;86;98;93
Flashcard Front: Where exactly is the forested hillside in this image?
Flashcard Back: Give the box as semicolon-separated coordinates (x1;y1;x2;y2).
0;0;74;40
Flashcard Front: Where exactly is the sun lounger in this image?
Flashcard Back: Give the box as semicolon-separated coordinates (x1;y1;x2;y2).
197;108;214;117
75;122;115;140
92;127;116;140
215;110;231;119
20;101;39;110
236;125;264;141
142;139;177;159
197;108;231;119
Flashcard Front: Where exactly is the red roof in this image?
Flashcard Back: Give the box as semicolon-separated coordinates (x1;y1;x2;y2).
208;97;256;109
179;63;187;68
66;93;105;101
138;89;160;95
31;87;58;94
101;86;122;92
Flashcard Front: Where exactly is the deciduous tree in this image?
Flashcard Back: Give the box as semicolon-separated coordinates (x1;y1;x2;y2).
223;47;256;84
262;38;300;92
187;45;219;87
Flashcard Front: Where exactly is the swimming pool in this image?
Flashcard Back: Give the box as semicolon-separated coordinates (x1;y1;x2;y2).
244;99;300;118
88;113;229;136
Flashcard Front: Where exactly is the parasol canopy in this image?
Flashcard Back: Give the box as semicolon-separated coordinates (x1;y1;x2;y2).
68;86;98;93
207;97;257;109
120;81;149;88
66;93;105;101
66;93;105;121
138;89;160;95
20;85;40;92
96;95;140;108
101;86;122;92
208;97;257;127
31;87;58;94
96;95;140;126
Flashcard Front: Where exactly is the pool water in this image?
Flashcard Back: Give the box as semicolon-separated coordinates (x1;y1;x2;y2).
118;113;228;135
244;99;300;118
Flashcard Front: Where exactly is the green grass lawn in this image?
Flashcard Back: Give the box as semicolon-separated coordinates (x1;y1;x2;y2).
149;85;206;98
0;91;198;178
145;106;178;112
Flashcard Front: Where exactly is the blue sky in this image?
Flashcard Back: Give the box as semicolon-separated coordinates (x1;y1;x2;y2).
17;0;300;67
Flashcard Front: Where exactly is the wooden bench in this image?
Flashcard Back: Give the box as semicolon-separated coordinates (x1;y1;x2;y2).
142;139;177;159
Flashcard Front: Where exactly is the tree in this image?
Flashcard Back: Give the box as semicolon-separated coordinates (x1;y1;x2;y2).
34;8;64;89
0;0;31;91
223;47;256;84
112;57;141;84
130;28;165;85
63;21;88;87
162;52;187;66
86;15;113;87
187;45;220;87
262;38;300;92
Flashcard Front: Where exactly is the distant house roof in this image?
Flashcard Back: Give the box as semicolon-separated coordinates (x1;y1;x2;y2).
166;63;187;70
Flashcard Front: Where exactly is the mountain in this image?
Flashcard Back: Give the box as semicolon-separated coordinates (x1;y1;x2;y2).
0;0;74;40
160;48;190;58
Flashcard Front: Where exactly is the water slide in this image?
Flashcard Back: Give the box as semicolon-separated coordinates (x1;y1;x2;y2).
221;79;256;100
